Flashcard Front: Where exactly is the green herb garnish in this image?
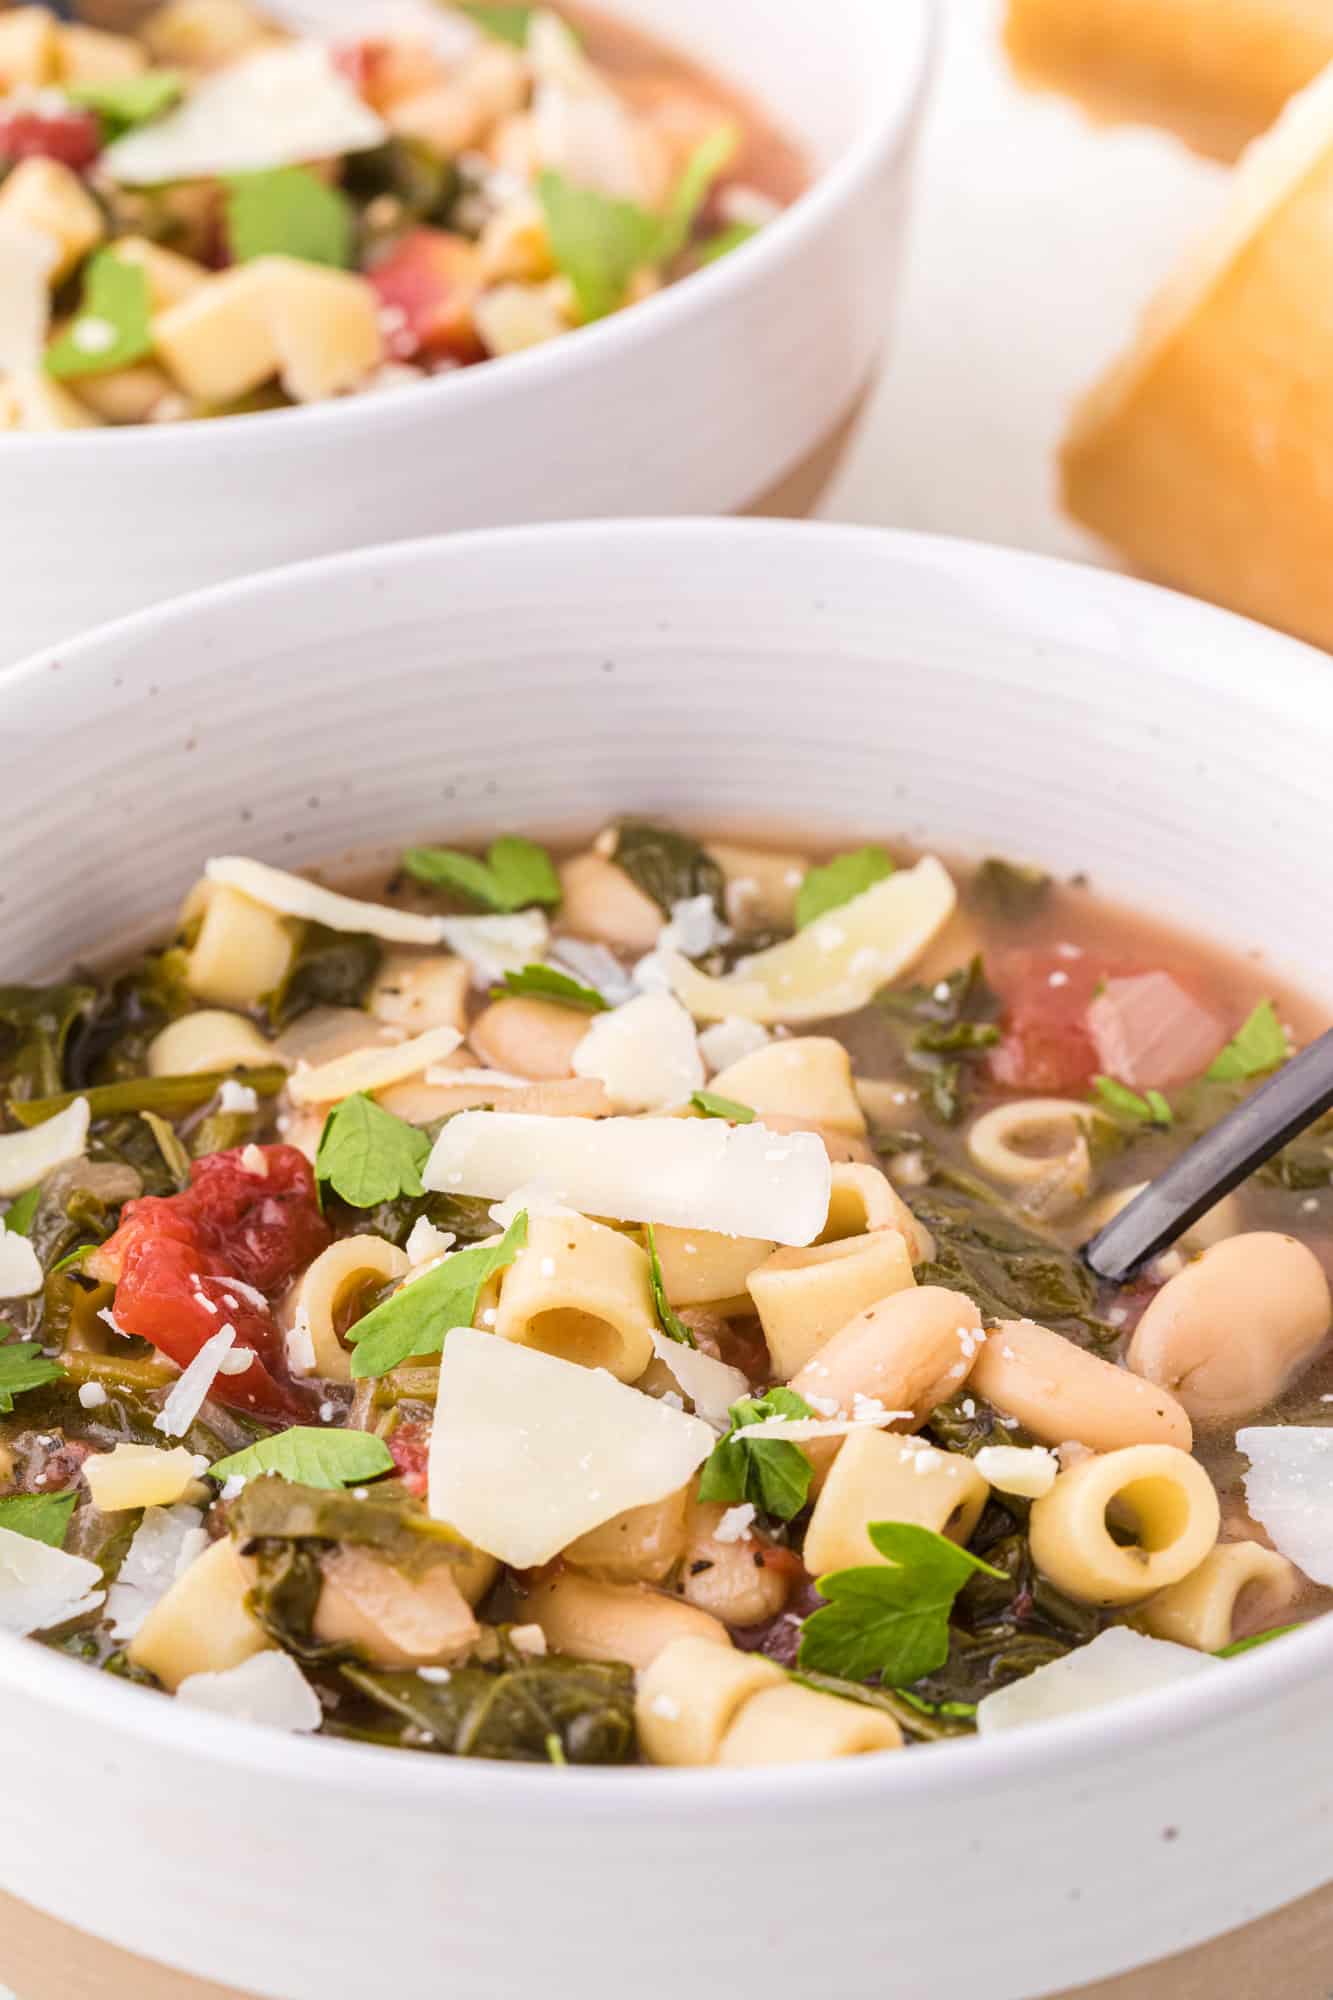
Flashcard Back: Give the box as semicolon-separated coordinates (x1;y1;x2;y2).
690;1089;755;1122
655;124;739;262
536;171;662;322
970;857;1052;923
0;1490;78;1548
67;70;181;135
645;1223;695;1348
316;1093;430;1209
226;165;354;268
0;1324;65;1414
403;836;560;913
796;846;896;930
697;1387;815;1522
695;220;759;265
798;1521;1007;1686
348;1211;527;1379
3;1186;40;1236
1206;1000;1288;1082
1092;1076;1173;1126
210;1428;395;1491
141;1109;192;1188
494;965;607;1012
458;2;537;45
46;251;152;379
1216;1623;1302;1658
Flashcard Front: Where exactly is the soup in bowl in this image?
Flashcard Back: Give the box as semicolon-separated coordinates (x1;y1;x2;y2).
2;519;1330;1999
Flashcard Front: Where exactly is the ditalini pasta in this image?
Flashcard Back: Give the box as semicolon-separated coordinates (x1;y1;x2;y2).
0;1;806;432
0;821;1329;1762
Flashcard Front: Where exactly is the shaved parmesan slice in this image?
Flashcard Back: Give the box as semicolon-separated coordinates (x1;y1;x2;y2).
84;1443;207;1513
205;856;444;946
288;1024;462;1106
0;219;55;374
104;45;387;185
0;1230;42;1298
153;1325;235;1438
438;911;549;986
974;1444;1059;1500
427;1112;831;1246
106;1504;208;1642
0;1096;89;1198
698;1017;771;1073
426;1066;527;1090
977;1626;1221;1735
428;1326;715;1567
0;1526;104;1637
405;1217;456;1265
572;991;704;1111
668;857;957;1024
176;1650;322;1733
649;1329;748;1428
1239;1426;1333;1585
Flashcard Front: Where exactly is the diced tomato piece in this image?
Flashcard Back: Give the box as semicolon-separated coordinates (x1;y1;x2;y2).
387;1418;430;1498
95;1145;330;1420
367;228;484;364
1087;972;1226;1090
989;948;1118;1093
0;106;101;171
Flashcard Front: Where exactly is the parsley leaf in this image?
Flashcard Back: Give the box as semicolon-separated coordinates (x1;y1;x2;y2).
403;835;560;913
798;1521;1007;1686
0;1490;78;1548
645;1223;695;1348
226;166;354;269
494;965;608;1012
536;169;663;321
796;846;896;929
690;1089;755;1123
655;124;739;262
348;1211;528;1379
45;251;152;379
0;1324;65;1415
210;1428;395;1491
697;1387;815;1522
3;1186;40;1236
1206;1000;1289;1082
1216;1623;1301;1658
67;70;181;135
1092;1076;1173;1126
316;1093;430;1209
459;2;538;44
695;220;759;265
970;857;1052;923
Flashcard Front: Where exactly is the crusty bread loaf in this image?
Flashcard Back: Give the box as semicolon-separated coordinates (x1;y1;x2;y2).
1062;59;1333;649
1006;0;1333;161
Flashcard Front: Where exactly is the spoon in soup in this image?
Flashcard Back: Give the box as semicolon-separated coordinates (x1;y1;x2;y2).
1082;1027;1333;1282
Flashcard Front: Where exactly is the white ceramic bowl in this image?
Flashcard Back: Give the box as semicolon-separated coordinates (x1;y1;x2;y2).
0;0;933;667
3;519;1332;2000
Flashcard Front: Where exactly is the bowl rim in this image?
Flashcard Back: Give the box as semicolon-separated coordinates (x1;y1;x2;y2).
3;513;1332;1803
0;0;934;464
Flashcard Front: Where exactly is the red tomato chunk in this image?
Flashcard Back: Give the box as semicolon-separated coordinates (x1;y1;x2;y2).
988;949;1120;1093
94;1146;331;1419
387;1418;430;1497
0;106;101;170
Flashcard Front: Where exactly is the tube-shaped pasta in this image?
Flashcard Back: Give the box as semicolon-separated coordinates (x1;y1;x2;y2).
281;1235;410;1383
717;1681;902;1764
749;1230;916;1381
677;1495;791;1627
311;1547;480;1666
966;1098;1108;1219
493;1212;656;1380
127;1539;271;1690
558;852;662;952
1135;1539;1302;1652
146;1008;277;1078
184;883;294;1008
369;951;469;1035
708;841;809;930
1127;1233;1332;1423
636;1637;785;1766
708;1037;867;1137
758;1113;876;1166
804;1430;990;1576
652;1224;775;1313
790;1286;987;1442
468;995;590;1080
564;1488;690;1584
1028;1444;1220;1606
970;1317;1193;1453
817;1162;933;1261
522;1571;731;1670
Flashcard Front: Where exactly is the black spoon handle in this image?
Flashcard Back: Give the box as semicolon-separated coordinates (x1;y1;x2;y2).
1082;1026;1333;1284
